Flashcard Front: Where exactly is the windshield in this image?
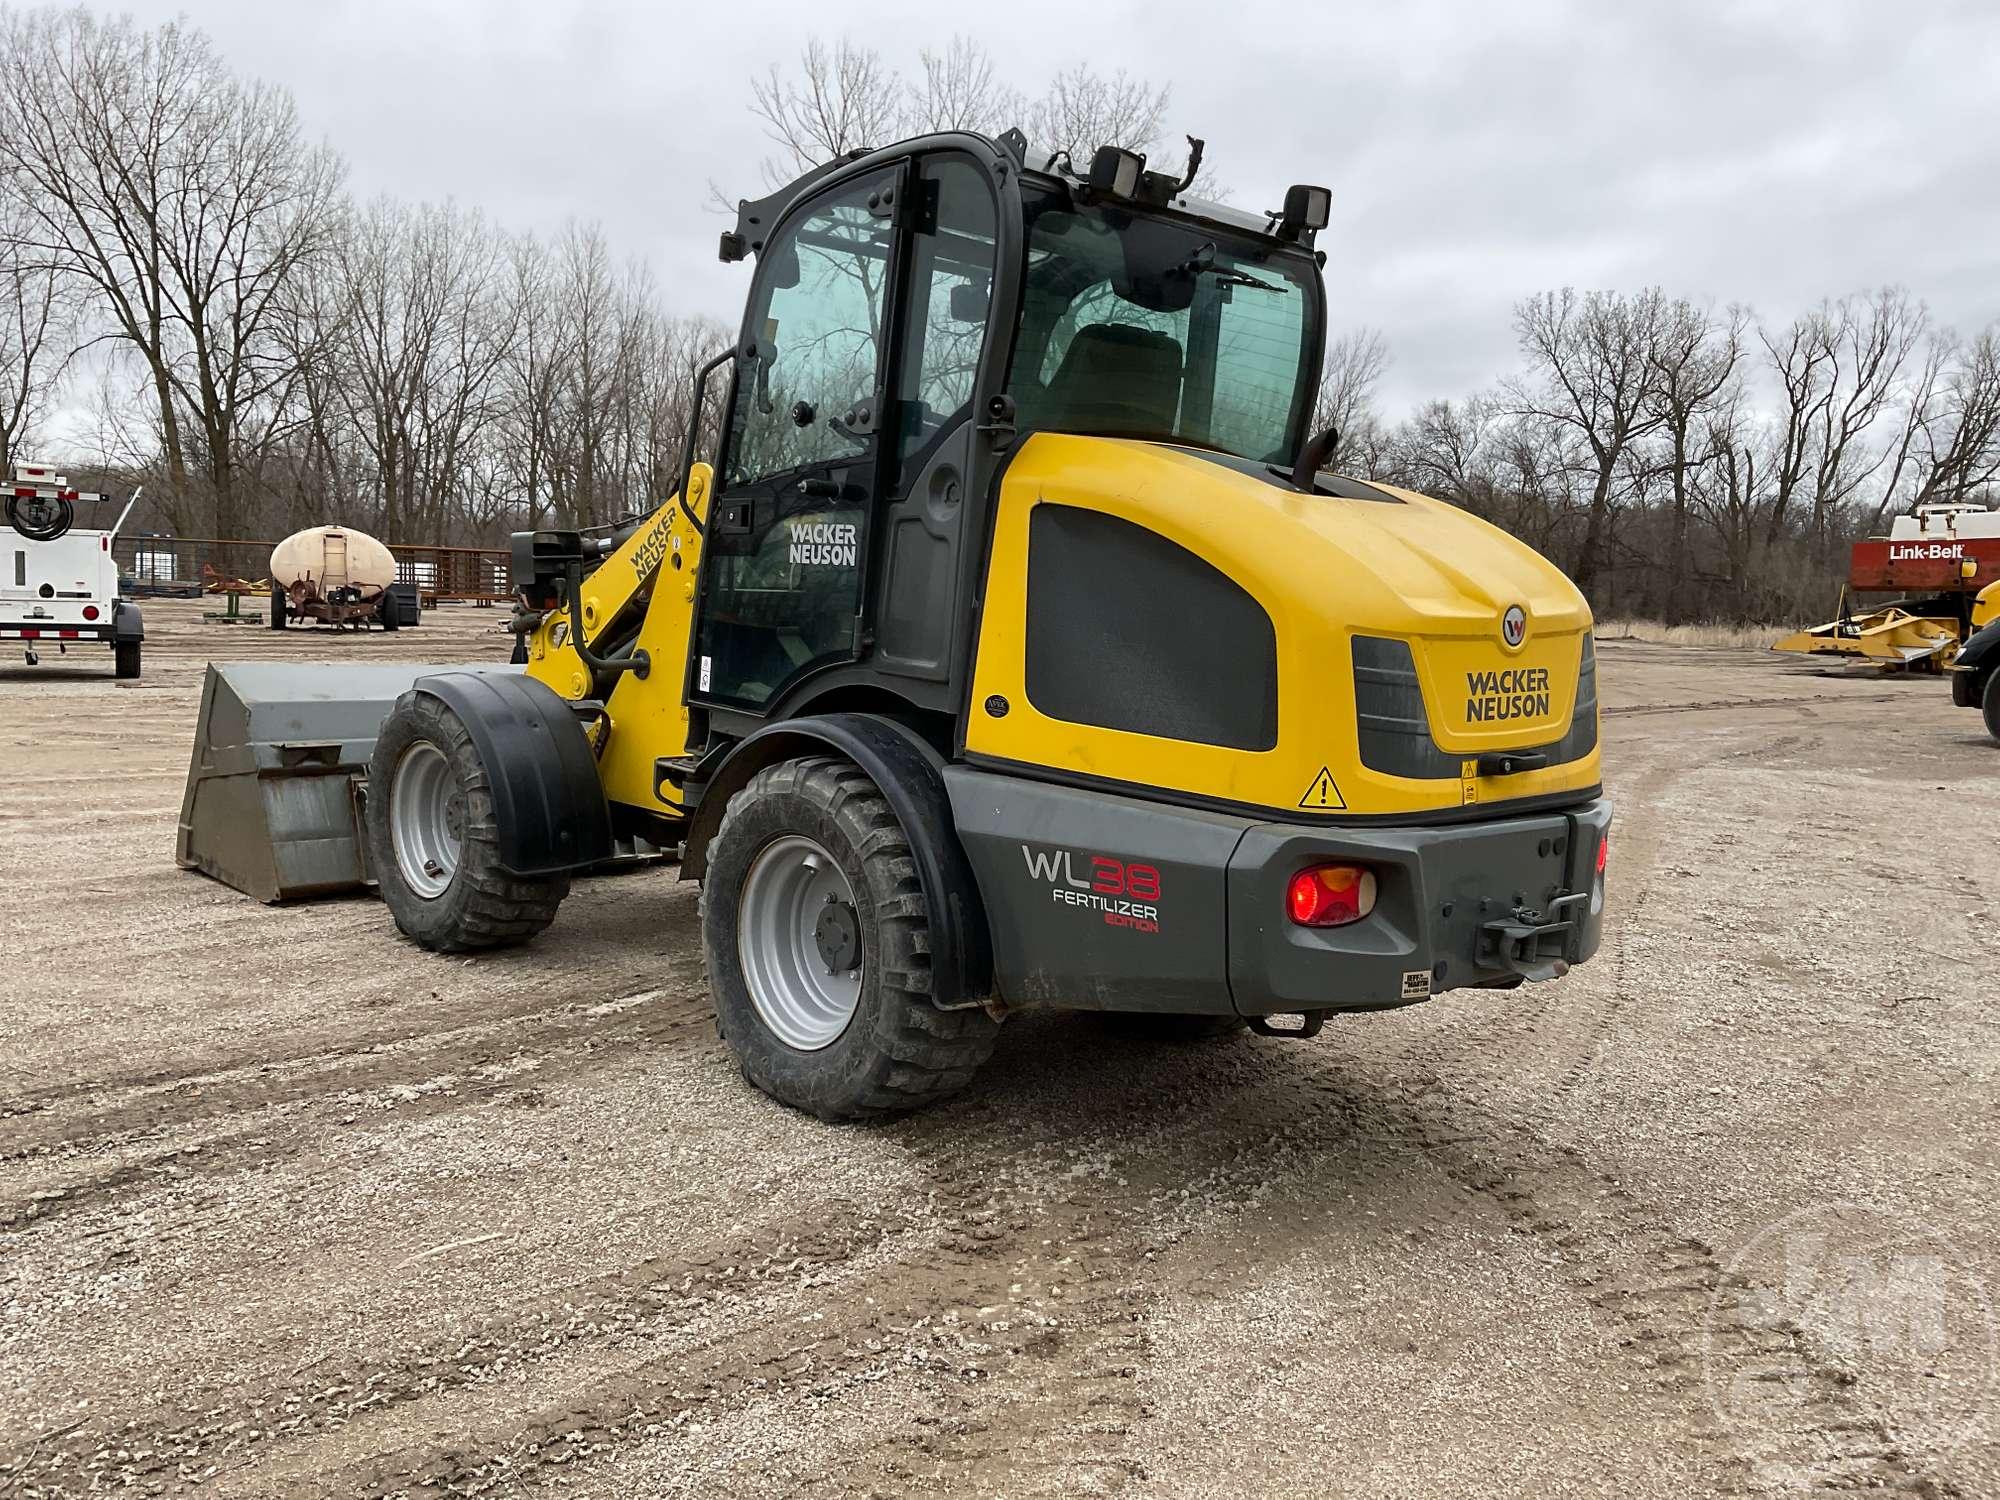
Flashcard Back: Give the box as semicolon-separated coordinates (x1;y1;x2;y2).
1007;186;1320;463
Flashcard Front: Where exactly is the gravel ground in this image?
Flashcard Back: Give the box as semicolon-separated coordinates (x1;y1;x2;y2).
2;601;1996;1498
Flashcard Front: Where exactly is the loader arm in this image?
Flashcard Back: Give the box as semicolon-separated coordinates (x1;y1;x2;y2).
518;463;713;819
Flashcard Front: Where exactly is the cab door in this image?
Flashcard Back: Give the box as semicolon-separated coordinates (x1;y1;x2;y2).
692;164;907;714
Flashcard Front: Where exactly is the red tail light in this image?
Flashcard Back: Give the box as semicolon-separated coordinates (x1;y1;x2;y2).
1595;833;1609;876
82;605;99;620
1286;864;1377;927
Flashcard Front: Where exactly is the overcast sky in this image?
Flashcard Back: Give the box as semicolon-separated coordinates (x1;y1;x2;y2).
108;0;2000;417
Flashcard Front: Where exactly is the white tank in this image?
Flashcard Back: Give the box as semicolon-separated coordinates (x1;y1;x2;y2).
270;525;397;597
1887;505;2000;541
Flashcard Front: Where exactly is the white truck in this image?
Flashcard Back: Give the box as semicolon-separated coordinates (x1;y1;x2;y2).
2;461;145;678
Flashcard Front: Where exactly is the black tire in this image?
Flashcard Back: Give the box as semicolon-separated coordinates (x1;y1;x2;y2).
366;692;568;952
1099;1012;1246;1042
1983;669;2000;745
701;756;999;1121
378;589;400;632
113;640;140;679
269;583;287;630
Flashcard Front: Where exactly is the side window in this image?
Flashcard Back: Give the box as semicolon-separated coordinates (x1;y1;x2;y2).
892;158;998;475
727;180;894;486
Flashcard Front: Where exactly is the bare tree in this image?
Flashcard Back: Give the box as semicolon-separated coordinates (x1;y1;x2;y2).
748;37;906;186
1508;287;1673;596
1647;298;1744;620
1808;287;1926;541
1911;326;2000;508
1313;325;1389;451
0;7;343;536
0;194;72;469
319;198;513;539
1757;288;1924;551
1026;62;1171;165
911;37;1018;135
744;40;1188;187
1691;392;1762;607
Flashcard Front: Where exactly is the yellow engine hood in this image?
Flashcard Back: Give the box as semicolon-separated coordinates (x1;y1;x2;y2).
1142;450;1591;751
965;435;1600;819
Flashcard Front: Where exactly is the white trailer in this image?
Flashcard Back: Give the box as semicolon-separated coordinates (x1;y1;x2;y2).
1;462;145;677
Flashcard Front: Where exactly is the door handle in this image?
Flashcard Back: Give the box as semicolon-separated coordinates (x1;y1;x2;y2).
797;477;866;502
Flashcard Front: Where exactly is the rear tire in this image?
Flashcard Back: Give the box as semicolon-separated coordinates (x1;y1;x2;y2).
1983;669;2000;744
366;692;568;951
269;583;286;630
701;756;999;1121
1100;1012;1246;1042
113;640;140;679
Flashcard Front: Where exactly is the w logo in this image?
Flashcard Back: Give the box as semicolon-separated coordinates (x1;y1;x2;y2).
1501;605;1528;648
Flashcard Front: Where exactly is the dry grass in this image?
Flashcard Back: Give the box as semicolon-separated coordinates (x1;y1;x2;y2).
1594;617;1790;650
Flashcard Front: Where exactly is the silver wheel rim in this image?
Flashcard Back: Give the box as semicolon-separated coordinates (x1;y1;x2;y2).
737;835;863;1051
391;741;463;900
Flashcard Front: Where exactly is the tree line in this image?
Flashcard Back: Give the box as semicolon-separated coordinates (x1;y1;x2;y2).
3;11;1995;623
1323;292;2000;623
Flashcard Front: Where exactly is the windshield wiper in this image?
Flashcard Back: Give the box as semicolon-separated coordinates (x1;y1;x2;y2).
1212;269;1280;294
1175;240;1280;293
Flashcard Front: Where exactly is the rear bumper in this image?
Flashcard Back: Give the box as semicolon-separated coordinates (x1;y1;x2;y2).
1227;800;1610;1014
0;623;113;642
944;765;1609;1017
0;599;138;641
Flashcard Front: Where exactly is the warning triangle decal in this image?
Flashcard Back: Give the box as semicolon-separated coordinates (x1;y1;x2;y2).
1299;767;1347;810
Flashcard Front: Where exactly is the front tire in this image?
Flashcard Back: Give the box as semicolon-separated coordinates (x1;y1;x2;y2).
269;583;287;630
378;588;400;632
366;692;568;951
702;756;999;1121
1983;669;2000;744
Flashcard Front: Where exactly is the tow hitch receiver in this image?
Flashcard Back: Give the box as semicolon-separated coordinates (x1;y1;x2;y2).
1249;1011;1328;1039
1478;893;1586;982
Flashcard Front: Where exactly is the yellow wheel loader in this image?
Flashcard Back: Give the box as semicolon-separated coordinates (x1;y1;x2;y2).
178;131;1611;1119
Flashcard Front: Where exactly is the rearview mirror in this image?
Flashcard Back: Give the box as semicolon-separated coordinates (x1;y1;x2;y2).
948;282;989;323
768;241;801;290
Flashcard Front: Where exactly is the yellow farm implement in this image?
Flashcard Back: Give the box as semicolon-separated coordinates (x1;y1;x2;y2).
1772;601;1964;669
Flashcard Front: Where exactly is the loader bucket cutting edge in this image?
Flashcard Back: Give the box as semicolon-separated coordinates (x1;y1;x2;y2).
176;660;512;902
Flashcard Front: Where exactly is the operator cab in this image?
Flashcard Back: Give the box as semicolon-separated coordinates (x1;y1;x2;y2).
691;129;1332;734
1009;180;1321;463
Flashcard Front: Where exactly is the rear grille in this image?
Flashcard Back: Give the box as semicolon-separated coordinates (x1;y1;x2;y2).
1352;634;1597;780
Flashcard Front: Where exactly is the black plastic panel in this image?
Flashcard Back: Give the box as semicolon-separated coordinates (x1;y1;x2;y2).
1352;633;1598;780
1025;504;1277;750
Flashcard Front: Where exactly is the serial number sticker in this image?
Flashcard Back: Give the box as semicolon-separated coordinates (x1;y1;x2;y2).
1401;969;1433;1000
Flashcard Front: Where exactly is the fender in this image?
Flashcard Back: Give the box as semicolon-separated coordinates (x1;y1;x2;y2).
1957;618;2000;675
411;670;613;875
1953;619;2000;708
112;598;144;641
682;714;994;1010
